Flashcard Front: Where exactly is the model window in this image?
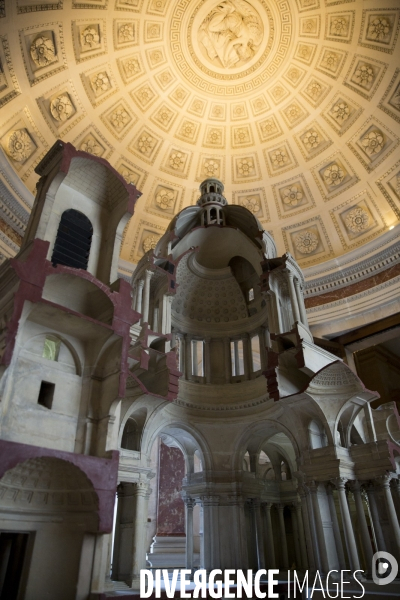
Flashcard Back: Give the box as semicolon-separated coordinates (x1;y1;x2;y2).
251;335;261;371
248;288;254;301
191;340;204;377
121;418;140;451
51;209;93;270
37;381;55;409
42;337;60;361
231;340;244;376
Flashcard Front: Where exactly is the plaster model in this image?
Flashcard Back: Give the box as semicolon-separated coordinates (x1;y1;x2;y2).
0;143;399;599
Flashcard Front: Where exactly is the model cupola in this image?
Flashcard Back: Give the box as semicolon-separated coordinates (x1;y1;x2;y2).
196;177;227;226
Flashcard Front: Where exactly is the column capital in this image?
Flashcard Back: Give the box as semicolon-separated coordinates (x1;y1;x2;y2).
307;479;320;493
375;473;395;489
330;477;348;491
132;481;151;497
137;279;144;289
297;483;308;498
347;480;362;493
183;496;196;509
144;269;154;279
391;478;400;491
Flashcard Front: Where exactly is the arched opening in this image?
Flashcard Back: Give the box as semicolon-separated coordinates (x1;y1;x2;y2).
336;420;345;446
308;419;328;449
259;450;275;480
120;408;147;452
51;209;93;270
0;457;98;600
121;418;140;451
112;424;205;582
229;256;259;312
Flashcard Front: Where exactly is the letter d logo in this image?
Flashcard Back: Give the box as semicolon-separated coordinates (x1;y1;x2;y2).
372;551;398;585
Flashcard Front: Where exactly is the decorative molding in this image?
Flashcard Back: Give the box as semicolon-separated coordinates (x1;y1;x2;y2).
304;229;400;296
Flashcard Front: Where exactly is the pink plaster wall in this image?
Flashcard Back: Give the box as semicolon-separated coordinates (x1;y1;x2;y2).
156;441;185;536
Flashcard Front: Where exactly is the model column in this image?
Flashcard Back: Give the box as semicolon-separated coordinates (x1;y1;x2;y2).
294;277;308;327
309;481;329;573
392;479;400;520
326;483;346;570
285;270;301;324
142;270;154;324
294;502;308;569
298;485;316;570
201;496;220;571
290;504;302;569
223;337;231;382
277;504;289;569
262;502;275;568
164;295;173;334
131;482;150;589
378;475;400;558
253;500;266;569
184;497;196;572
348;481;373;572
332;478;360;571
365;482;386;552
135;279;144;314
205;337;211;384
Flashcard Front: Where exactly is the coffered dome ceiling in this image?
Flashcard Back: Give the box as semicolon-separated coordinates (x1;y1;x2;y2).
0;0;400;269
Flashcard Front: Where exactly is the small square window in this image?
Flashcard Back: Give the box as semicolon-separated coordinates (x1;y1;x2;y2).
38;381;55;409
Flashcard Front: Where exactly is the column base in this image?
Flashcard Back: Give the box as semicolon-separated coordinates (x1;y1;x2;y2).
147;535;200;571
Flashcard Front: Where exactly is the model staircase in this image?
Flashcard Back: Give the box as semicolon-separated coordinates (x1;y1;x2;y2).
104;579;132;593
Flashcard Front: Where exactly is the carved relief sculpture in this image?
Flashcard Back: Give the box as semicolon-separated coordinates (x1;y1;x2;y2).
5;129;35;162
30;35;56;68
199;0;263;68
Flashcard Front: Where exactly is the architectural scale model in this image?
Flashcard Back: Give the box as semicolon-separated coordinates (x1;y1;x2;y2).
0;0;400;598
0;142;399;599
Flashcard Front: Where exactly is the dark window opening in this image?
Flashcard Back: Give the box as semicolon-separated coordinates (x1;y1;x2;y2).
51;209;93;270
0;532;29;600
121;418;140;451
209;185;215;193
38;381;55;409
